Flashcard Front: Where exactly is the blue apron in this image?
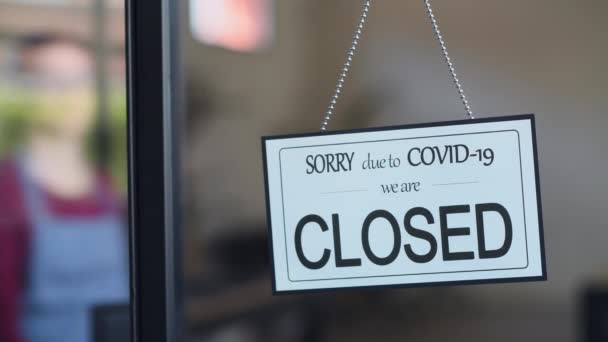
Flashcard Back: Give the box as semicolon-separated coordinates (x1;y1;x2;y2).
19;164;129;342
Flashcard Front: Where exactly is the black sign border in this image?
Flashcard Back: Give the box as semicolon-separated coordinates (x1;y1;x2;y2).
261;114;546;295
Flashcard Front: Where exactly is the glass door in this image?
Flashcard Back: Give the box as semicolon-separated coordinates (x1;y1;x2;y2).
127;1;608;342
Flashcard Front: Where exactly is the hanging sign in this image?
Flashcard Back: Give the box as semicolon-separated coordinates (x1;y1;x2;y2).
262;114;546;294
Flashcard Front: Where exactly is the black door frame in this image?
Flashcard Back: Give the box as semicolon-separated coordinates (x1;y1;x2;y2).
126;1;182;341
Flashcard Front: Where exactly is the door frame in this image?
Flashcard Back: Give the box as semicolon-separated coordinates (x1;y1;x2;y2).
126;1;183;341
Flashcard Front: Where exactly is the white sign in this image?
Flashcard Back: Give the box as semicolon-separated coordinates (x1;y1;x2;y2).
262;115;546;294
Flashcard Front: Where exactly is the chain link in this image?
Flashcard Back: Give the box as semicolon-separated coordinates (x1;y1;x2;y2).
320;0;372;131
423;0;474;119
320;0;474;131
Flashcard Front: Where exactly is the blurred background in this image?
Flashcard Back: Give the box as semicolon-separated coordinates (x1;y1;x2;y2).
1;0;607;342
0;1;129;342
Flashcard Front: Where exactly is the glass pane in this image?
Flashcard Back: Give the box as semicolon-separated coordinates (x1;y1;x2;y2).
0;2;130;342
178;1;607;342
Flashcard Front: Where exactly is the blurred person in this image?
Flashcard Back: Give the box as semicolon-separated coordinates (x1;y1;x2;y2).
0;34;128;342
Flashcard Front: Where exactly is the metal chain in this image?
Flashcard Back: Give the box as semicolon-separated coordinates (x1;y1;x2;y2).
320;0;372;131
320;0;474;131
423;0;474;119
